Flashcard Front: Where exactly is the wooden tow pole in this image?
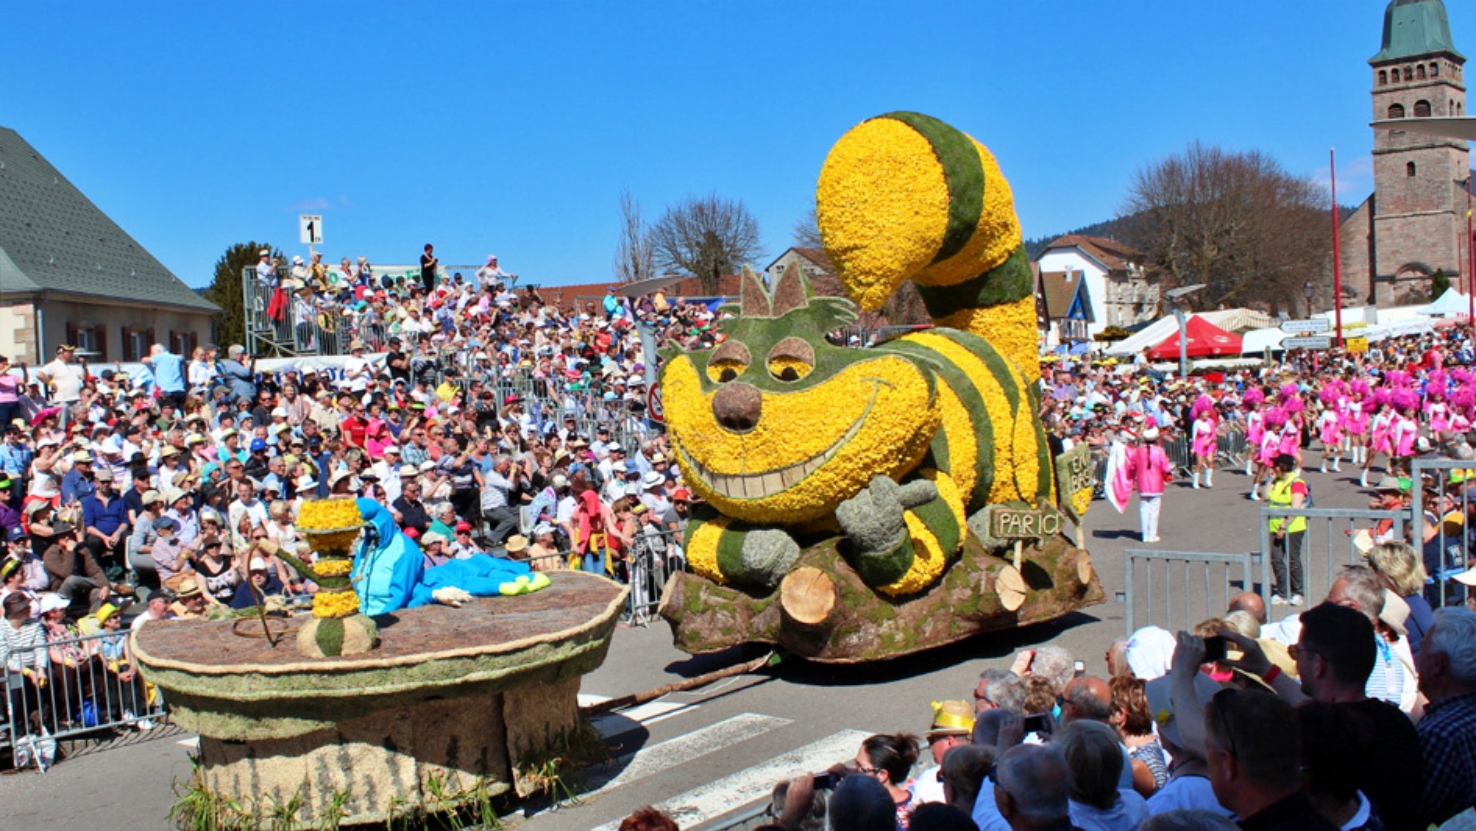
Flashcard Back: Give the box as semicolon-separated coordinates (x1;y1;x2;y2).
580;650;781;716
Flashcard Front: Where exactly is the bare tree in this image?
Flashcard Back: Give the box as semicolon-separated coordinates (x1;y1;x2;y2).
1120;142;1330;315
649;193;764;295
612;190;656;285
792;206;822;249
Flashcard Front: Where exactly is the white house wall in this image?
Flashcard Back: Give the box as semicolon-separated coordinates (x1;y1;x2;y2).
1036;250;1108;336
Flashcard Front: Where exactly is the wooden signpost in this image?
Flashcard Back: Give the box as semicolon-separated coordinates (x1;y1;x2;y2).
987;503;1067;571
1054;444;1095;549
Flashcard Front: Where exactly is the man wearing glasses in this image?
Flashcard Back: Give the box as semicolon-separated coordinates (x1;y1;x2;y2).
1202;686;1335;831
1223;604;1422;831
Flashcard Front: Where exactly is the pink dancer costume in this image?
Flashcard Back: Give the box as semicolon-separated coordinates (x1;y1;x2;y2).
1371;410;1394;455
1317;408;1343;447
1451;410;1472;434
1393;413;1418;457
1277;420;1301;456
1259;410;1286;466
1192;415;1217;458
1246;408;1265;447
1427;398;1450;434
1345;404;1370;441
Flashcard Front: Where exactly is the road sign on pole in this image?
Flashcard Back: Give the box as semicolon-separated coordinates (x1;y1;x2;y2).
1281;319;1330;334
1282;336;1332;350
299;214;323;245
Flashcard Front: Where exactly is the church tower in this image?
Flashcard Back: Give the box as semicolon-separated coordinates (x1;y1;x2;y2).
1368;0;1469;303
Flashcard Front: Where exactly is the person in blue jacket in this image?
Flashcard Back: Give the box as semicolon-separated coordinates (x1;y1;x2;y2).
352;498;548;616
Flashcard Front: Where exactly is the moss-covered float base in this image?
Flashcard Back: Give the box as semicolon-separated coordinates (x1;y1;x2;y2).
134;572;628;828
659;533;1102;663
186;677;581;828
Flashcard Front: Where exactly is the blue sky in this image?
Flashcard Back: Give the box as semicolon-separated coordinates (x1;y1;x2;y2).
8;1;1471;289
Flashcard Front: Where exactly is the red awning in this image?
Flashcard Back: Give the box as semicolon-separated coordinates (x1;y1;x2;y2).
1146;316;1243;360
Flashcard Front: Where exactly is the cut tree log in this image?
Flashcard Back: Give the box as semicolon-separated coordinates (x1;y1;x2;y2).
660;532;1103;663
995;564;1027;612
780;567;837;628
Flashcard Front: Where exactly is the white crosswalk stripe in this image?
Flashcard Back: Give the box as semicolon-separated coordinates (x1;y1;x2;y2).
589;729;872;831
585;713;791;794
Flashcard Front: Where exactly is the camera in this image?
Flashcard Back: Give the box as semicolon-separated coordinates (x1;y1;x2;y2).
1203;636;1228;663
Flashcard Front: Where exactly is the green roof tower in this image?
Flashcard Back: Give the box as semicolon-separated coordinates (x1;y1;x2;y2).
1372;0;1464;64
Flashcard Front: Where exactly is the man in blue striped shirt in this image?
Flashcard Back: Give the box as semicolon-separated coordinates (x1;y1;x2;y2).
1416;608;1476;827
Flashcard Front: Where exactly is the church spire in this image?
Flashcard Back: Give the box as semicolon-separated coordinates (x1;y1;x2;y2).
1372;0;1464;64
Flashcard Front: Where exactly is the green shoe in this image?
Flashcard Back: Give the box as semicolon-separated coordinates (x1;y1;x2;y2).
527;572;552;593
498;575;531;596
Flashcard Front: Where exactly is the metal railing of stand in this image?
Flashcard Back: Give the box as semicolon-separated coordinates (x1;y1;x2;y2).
2;628;167;759
1409;457;1473;608
1258;507;1409;620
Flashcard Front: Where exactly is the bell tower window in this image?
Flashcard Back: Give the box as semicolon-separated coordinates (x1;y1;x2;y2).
1415;100;1432;118
1389;103;1406;119
1408;162;1418;178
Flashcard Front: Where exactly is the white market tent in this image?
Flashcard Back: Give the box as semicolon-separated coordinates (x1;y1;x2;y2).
1240;327;1287;354
1363;317;1436;341
1416;290;1471;318
1103;309;1270;357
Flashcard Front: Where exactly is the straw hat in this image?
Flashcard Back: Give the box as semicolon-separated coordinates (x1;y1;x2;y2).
504;535;529;554
925;700;975;739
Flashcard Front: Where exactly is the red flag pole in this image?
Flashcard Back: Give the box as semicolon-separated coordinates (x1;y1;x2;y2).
1331;148;1344;346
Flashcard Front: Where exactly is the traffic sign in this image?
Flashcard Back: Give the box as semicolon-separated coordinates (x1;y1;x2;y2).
1281;319;1330;334
647;381;664;423
1346;336;1370;354
1282;336;1331;350
299;214;323;245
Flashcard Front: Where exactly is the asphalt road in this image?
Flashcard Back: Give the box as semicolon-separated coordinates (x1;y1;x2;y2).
1;447;1379;830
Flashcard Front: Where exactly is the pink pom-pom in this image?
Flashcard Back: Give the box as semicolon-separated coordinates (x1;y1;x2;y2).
1386;370;1411;388
1318;386;1341;406
1279;383;1300;401
1264;407;1287;428
1192;394;1214;417
1284;397;1305;414
1430;369;1448;389
1350;379;1371;397
1392;388;1420;411
1452;369;1472;385
1243;387;1266;406
1373;388;1394;408
1453;385;1476;411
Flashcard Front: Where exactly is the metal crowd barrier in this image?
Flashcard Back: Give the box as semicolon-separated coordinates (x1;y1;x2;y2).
1258;507;1409;621
2;628;165;757
1217;430;1249;466
1164;438;1191;477
1409;457;1473;608
1122;548;1257;637
1164;430;1248;477
513;529;685;625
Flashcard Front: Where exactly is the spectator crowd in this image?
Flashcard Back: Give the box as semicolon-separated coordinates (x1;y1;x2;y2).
0;255;714;752
3;250;1476;831
677;586;1476;831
